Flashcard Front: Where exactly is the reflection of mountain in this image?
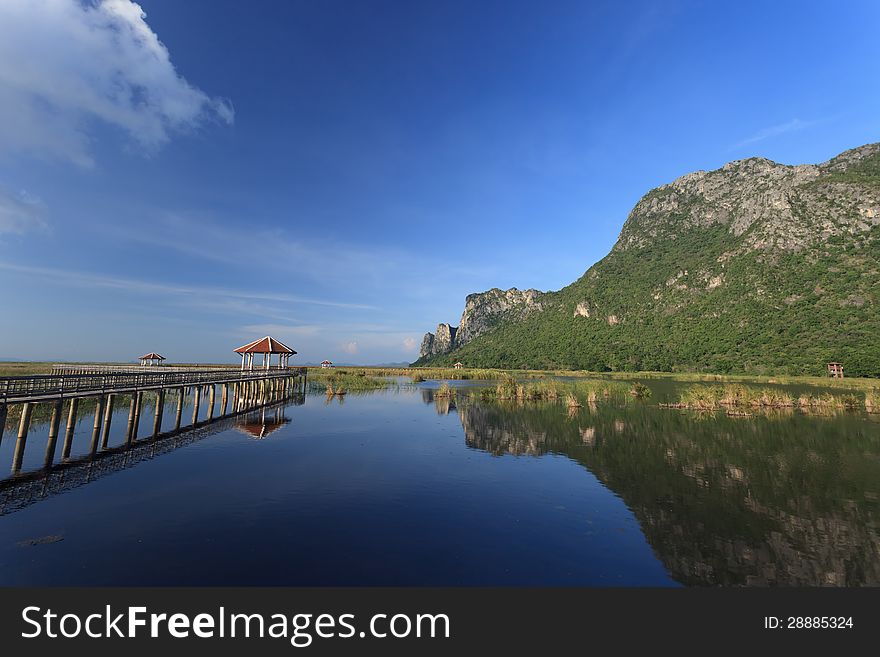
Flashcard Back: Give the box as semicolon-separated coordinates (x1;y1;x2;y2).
457;402;880;586
234;408;291;439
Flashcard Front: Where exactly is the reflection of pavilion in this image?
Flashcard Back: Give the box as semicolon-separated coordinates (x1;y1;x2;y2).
234;407;291;440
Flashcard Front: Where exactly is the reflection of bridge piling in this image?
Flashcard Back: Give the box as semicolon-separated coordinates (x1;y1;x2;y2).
1;365;306;476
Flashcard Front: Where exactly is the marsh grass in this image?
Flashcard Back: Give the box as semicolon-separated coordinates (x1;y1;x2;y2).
310;369;389;395
434;382;454;398
471;376;632;408
867;388;880;413
665;384;872;412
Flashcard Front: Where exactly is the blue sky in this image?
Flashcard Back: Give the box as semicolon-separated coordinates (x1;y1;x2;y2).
0;0;878;364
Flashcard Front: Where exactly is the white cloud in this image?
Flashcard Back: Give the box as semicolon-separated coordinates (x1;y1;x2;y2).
0;188;48;237
402;336;418;352
731;118;815;150
342;341;359;355
0;261;373;310
0;0;233;167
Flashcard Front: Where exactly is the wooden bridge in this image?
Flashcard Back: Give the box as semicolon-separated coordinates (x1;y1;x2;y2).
0;365;308;476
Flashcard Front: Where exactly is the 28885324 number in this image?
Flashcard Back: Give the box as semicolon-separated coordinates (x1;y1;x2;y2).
787;617;853;629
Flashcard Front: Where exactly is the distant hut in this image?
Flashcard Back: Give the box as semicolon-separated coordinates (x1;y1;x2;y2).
321;360;333;369
453;362;463;370
139;352;166;367
827;362;844;378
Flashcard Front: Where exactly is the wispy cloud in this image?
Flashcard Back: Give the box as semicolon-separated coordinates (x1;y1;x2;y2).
0;0;232;167
0;187;47;237
103;210;500;293
731;118;817;150
0;261;374;310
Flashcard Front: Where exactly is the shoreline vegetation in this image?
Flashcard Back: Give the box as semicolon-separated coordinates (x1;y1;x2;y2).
1;362;877;416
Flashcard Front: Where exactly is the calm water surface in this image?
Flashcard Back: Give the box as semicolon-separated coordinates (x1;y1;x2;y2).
1;381;879;586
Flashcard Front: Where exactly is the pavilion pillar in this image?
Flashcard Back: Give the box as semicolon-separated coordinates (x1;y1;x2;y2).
152;389;165;437
43;400;63;468
12;402;34;473
207;385;216;422
100;394;115;449
241;353;245;371
174;387;184;430
89;395;105;456
61;398;78;459
191;386;201;425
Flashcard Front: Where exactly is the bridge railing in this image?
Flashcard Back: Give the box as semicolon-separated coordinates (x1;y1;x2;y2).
0;367;307;403
50;364;294;375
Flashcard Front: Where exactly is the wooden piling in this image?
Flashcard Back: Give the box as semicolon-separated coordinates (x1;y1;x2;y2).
12;402;33;473
125;394;138;444
0;403;7;449
43;400;63;468
131;391;143;441
61;398;78;459
152;389;165;437
174;387;184;430
89;395;104;456
100;394;114;449
191;386;201;425
207;385;216;422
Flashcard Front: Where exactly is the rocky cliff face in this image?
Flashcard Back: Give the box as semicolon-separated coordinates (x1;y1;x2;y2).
417;288;545;359
413;143;880;376
418;323;457;358
455;288;545;347
614;143;880;254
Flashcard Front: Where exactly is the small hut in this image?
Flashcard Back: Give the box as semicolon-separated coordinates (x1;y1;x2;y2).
827;362;844;378
453;362;463;370
139;352;166;367
320;360;333;369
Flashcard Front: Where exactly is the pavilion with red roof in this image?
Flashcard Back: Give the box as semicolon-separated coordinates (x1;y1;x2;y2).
234;336;296;371
139;352;166;367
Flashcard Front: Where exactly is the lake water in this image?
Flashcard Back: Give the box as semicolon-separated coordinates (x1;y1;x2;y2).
1;380;879;586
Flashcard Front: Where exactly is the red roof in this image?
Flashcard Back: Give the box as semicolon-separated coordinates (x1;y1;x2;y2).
139;352;166;360
233;336;296;355
321;360;332;364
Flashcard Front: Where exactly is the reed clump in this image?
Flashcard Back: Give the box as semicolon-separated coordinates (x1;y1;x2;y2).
629;382;651;398
665;384;867;412
867;388;879;413
434;382;453;398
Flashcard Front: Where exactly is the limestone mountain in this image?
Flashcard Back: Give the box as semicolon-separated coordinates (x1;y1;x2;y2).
414;143;880;376
418;288;546;359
